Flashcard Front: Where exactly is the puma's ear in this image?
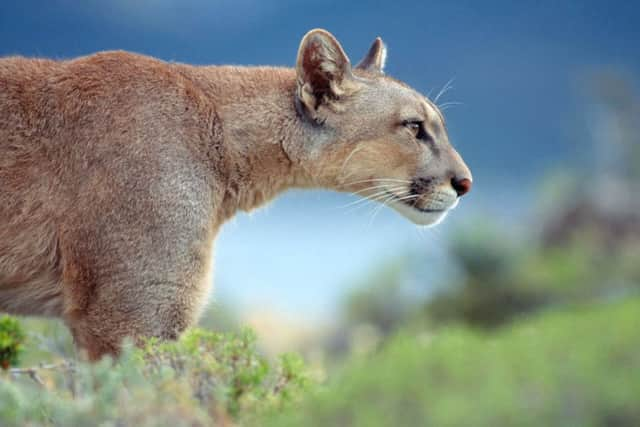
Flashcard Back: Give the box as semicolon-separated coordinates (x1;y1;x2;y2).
295;29;354;118
356;37;387;74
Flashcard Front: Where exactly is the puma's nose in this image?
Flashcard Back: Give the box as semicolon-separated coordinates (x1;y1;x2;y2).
451;177;472;197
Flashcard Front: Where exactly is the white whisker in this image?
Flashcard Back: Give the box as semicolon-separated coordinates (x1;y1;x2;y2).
439;101;463;108
340;178;412;187
433;77;455;104
439;101;463;112
393;194;420;202
348;183;408;195
367;192;398;227
337;186;407;210
344;189;412;215
337;145;366;181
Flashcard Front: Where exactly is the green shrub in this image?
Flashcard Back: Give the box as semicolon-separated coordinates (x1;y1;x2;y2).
262;299;640;427
0;327;310;426
0;315;26;369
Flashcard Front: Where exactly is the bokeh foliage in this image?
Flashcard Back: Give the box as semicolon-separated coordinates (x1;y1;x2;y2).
343;222;640;334
263;299;640;427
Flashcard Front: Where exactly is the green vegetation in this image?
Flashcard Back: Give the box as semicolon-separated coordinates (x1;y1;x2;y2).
0;315;26;370
2;299;637;426
263;299;640;427
0;328;309;426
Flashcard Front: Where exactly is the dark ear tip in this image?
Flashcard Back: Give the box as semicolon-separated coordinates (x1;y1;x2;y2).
374;37;385;47
301;28;336;45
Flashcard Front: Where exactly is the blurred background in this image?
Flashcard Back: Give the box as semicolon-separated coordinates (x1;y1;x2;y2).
2;2;640;425
1;1;638;354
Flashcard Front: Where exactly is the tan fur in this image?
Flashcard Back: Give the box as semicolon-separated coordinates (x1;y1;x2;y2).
0;29;471;359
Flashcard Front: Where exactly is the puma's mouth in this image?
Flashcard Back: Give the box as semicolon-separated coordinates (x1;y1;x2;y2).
383;190;458;226
383;191;448;213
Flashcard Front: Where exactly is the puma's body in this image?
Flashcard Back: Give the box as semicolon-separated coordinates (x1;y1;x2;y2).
0;30;471;359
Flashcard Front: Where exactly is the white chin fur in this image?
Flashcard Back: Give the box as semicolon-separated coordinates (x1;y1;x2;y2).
389;201;450;226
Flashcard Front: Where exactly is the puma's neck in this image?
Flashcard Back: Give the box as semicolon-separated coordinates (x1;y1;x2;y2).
182;65;320;221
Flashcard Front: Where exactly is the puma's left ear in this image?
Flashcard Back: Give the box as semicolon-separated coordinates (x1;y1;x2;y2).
356;37;387;74
295;29;355;120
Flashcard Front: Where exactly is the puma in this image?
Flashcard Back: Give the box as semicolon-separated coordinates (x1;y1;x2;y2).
0;29;471;359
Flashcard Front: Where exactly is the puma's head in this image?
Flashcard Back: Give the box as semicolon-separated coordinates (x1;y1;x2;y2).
289;29;472;226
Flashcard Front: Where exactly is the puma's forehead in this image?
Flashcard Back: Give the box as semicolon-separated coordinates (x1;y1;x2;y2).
398;95;445;127
364;74;446;129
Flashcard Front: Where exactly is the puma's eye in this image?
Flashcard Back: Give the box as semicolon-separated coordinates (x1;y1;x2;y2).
403;120;421;136
402;120;430;141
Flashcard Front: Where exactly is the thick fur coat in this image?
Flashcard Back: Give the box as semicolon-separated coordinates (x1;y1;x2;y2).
0;30;471;359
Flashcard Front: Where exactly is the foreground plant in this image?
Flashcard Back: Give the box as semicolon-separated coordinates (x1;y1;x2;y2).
0;327;310;426
0;315;26;370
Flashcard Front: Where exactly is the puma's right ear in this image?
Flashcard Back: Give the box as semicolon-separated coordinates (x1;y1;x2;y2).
356;37;387;74
295;29;354;120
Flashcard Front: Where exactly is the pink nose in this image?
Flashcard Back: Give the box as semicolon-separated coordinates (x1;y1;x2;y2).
451;177;472;197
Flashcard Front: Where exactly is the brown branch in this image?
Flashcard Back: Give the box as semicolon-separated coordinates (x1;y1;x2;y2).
8;362;76;386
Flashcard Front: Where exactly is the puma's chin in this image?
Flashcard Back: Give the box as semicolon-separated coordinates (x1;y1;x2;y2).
386;193;459;226
389;201;450;226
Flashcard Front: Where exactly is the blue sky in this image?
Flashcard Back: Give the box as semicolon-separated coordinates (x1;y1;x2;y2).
2;1;638;323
